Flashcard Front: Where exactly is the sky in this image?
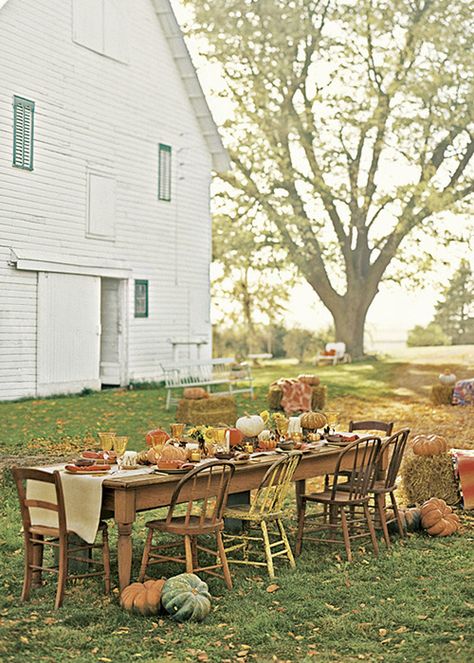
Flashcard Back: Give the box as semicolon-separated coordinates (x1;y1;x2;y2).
171;0;473;350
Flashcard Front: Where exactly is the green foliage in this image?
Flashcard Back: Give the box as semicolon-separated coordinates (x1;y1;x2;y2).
433;260;474;344
186;0;474;357
283;326;334;363
407;323;450;347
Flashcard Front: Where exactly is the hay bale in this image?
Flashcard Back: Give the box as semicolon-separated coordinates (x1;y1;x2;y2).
311;385;327;410
175;395;237;426
431;384;454;405
400;453;459;506
268;387;283;410
268;384;326;411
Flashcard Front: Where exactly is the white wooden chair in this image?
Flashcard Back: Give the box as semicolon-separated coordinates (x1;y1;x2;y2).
316;342;351;366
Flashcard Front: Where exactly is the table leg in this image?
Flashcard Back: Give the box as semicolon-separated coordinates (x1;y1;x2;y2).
295;479;306;518
224;491;250;533
114;489;136;591
117;523;133;591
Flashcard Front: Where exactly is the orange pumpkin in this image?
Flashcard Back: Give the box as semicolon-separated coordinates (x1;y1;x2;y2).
300;411;327;430
258;437;277;450
183;387;210;400
298;374;320;386
420;497;460;536
412;434;447;456
145;428;170;447
120;579;165;615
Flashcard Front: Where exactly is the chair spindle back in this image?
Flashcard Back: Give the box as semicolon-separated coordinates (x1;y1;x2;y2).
332;437;381;501
165;461;235;527
249;452;303;517
380;428;410;491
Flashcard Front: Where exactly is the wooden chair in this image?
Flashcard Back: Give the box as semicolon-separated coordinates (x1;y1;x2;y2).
12;467;110;610
349;420;394;436
222;452;303;578
371;428;410;547
139;461;235;589
295;437;381;562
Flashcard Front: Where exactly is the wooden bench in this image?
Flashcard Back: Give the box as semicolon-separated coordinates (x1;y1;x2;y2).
161;358;254;410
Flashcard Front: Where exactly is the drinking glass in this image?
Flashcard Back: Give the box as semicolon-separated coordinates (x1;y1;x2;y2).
325;411;338;434
98;432;116;459
170;423;185;439
114;436;129;468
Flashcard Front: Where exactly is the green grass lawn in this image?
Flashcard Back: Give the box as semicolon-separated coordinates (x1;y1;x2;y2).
0;360;473;663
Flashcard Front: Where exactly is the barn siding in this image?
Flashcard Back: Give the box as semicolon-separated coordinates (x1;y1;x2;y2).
0;0;213;398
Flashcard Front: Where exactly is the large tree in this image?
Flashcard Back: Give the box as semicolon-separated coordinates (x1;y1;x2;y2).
433;260;474;343
184;0;474;357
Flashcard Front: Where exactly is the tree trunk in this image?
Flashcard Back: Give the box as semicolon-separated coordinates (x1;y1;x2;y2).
331;294;372;360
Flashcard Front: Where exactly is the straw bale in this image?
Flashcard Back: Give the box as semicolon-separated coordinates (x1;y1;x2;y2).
268;387;283;410
431;384;454;405
311;385;327;410
175;395;237;426
400;452;459;506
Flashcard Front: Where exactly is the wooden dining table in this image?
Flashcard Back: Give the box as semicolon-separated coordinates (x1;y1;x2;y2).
102;444;386;590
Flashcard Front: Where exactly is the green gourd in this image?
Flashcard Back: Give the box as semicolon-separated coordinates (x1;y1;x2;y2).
161;573;211;622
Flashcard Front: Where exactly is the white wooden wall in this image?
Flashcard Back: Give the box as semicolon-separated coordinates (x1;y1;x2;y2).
0;0;213;399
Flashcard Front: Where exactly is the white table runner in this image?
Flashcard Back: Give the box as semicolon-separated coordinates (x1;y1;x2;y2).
27;464;155;544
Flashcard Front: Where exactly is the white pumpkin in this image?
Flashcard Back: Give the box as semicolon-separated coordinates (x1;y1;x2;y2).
236;414;265;438
258;429;272;442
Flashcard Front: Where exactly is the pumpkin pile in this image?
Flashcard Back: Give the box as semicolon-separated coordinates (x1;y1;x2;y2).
120;573;212;622
420;497;460;536
412;434;448;456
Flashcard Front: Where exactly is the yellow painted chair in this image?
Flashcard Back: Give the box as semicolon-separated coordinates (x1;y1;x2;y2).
223;452;302;578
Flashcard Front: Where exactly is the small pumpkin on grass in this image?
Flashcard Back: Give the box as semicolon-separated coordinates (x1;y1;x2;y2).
420;497;460;536
120;579;165;616
161;573;211;622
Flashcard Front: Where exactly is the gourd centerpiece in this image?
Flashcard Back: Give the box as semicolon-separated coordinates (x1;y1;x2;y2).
412;434;448;456
300;411;327;430
420;497;460;536
236;413;266;439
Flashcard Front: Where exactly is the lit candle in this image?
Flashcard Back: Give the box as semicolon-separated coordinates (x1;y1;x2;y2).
225;430;230;453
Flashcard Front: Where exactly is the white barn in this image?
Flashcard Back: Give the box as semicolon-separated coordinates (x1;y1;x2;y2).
0;0;229;400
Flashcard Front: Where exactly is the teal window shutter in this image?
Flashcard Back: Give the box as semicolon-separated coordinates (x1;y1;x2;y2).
158;143;172;201
134;280;149;318
13;96;35;170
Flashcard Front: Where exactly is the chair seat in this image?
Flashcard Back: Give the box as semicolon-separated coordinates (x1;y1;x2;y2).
371;480;396;494
304;490;370;505
224;505;284;522
146;515;224;535
29;521;108;539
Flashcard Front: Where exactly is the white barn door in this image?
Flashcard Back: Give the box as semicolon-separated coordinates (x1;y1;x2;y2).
37;273;101;396
100;278;126;385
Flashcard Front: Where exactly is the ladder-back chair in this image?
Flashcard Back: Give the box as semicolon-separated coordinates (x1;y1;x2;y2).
295;437;381;561
12;467;110;609
223;452;303;578
139;461;235;589
349;420;394;436
371;428;410;546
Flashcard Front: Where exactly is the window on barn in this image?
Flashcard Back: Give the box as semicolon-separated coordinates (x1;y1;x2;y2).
87;173;116;239
13;96;34;170
134;280;149;318
158;144;172;201
72;0;128;63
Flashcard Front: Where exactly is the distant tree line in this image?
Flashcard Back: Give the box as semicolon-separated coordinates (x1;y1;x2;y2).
408;261;474;346
213;324;334;363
